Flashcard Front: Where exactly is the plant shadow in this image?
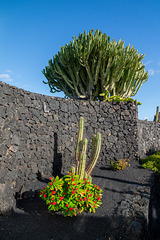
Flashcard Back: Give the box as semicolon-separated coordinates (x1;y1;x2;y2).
0;197;151;240
52;132;63;178
36;132;63;184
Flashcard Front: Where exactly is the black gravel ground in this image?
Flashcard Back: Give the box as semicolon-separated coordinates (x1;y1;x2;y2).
0;160;159;240
148;174;160;240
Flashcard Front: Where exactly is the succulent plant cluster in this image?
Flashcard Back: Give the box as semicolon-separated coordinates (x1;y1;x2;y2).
141;151;160;174
40;173;102;217
110;159;130;171
43;29;148;100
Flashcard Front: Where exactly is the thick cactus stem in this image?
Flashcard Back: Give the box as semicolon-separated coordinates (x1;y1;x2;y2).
78;153;86;179
84;172;88;179
81;138;88;154
86;132;101;176
75;117;84;161
78;138;88;179
71;166;75;174
155;106;159;122
88;176;92;183
85;134;97;175
75;117;84;174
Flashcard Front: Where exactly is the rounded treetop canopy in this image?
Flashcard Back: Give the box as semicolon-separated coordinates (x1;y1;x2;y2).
42;29;148;100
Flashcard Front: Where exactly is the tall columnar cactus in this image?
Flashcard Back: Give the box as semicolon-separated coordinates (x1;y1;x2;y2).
75;117;84;174
43;29;148;100
154;106;160;122
86;132;101;176
75;117;84;161
78;138;88;179
72;117;101;179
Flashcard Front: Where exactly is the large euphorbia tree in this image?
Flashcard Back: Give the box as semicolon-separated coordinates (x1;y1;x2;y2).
42;29;148;100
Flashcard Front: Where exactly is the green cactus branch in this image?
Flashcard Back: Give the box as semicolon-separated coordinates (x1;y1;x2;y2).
86;132;101;176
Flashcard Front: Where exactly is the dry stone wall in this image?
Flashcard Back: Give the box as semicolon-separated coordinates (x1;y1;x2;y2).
0;81;139;195
138;120;160;158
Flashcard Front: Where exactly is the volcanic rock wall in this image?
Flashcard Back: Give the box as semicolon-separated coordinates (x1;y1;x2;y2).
0;81;139;193
138;120;160;158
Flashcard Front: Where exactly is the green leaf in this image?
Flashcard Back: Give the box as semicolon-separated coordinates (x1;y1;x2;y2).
137;102;142;105
99;93;105;96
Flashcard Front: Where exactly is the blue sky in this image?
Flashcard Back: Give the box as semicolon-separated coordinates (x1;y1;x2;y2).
0;0;160;120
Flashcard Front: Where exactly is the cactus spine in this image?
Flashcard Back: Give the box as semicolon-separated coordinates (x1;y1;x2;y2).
72;117;101;180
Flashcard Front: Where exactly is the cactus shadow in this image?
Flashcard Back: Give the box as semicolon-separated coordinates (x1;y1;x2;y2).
36;132;63;184
36;171;50;183
52;132;63;178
